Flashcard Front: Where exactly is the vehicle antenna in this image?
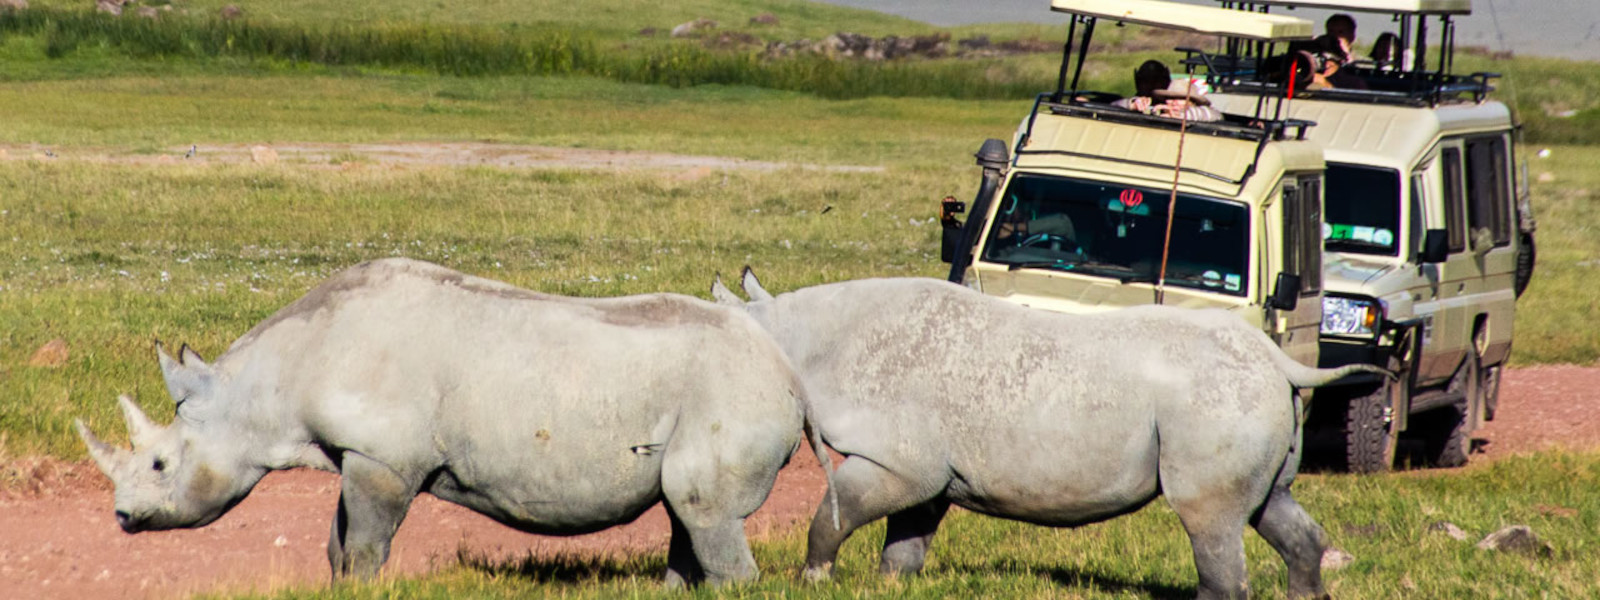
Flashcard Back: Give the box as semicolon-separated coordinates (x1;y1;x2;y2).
1484;0;1521;111
1155;78;1194;305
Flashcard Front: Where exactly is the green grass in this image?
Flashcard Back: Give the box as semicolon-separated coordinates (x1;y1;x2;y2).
185;450;1599;599
3;143;1595;459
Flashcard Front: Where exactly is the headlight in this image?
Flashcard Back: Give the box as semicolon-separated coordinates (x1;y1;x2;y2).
1322;296;1381;337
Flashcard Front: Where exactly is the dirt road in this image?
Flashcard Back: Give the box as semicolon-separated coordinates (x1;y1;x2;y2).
2;365;1595;599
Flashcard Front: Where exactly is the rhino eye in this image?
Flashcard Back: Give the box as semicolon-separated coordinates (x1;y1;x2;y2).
152;458;166;472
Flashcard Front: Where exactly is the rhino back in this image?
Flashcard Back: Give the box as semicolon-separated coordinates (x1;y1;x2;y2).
226;259;804;531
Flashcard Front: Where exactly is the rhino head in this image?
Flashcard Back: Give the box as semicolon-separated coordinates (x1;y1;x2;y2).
76;343;266;533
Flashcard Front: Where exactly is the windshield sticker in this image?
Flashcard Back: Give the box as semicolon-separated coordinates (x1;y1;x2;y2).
1325;224;1396;246
1119;189;1144;208
1106;198;1151;216
1224;274;1242;292
1201;270;1222;288
1372;229;1395;246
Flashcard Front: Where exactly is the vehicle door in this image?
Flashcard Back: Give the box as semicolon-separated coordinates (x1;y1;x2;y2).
1412;140;1472;385
1462;132;1519;367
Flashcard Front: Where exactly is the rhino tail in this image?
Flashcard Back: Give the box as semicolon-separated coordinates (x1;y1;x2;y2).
804;416;841;531
1260;332;1395;388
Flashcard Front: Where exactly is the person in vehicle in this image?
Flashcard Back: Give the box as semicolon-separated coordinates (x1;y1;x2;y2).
1112;60;1172;114
1112;61;1222;122
1369;31;1404;70
1318;13;1357;63
1150;79;1223;122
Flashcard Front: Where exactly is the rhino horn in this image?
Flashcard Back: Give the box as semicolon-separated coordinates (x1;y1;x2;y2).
740;266;774;302
75;419;122;478
710;274;744;306
118;395;162;450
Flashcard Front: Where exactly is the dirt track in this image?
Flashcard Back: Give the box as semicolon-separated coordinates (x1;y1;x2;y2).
2;365;1596;600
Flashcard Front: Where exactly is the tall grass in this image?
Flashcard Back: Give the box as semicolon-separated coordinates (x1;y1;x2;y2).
0;8;1048;100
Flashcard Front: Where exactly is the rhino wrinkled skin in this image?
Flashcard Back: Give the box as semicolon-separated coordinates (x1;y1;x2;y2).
713;271;1380;600
77;258;815;586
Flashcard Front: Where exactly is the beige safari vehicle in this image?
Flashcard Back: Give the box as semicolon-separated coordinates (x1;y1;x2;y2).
941;0;1329;368
1200;0;1537;471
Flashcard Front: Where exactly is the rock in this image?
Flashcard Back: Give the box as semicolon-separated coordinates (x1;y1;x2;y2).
1427;521;1470;541
250;145;279;165
670;18;717;38
1320;547;1355;570
1477;525;1552;557
28;339;69;368
0;0;28;11
0;148;8;159
1538;172;1555;183
135;5;157;19
750;13;778;26
219;4;242;20
95;0;122;16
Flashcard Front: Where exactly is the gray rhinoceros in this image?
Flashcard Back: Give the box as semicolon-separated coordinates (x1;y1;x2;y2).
711;271;1387;600
76;258;824;586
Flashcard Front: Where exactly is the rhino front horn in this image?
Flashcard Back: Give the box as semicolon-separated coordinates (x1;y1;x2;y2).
75;419;121;478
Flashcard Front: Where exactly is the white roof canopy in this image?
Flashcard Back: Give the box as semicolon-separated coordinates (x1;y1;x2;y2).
1214;0;1472;16
1051;0;1315;42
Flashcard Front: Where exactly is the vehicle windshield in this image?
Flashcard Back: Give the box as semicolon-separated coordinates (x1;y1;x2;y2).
1323;164;1401;256
980;173;1251;297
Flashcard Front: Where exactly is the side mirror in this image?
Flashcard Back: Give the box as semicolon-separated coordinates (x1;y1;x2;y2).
1267;272;1301;311
939;197;967;264
1419;229;1449;264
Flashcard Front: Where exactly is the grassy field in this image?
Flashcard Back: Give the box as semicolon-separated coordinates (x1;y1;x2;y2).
184;450;1596;599
2;1;1599;597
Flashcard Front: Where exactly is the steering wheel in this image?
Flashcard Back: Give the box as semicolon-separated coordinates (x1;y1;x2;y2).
1019;233;1077;253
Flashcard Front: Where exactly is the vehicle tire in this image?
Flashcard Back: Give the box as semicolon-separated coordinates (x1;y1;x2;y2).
1342;381;1399;474
1419;353;1480;468
1514;233;1536;298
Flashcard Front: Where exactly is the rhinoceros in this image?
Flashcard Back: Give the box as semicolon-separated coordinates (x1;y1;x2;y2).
711;271;1387;600
76;258;826;586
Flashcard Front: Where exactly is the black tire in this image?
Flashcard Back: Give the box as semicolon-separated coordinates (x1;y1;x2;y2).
1418;353;1479;468
1514;233;1536;298
1342;381;1399;474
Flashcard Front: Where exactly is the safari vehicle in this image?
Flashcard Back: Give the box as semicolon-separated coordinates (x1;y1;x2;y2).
1197;0;1538;472
939;0;1328;368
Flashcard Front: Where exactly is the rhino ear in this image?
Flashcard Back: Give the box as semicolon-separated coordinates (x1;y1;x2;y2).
710;274;744;306
76;418;123;479
179;343;209;369
741;266;774;302
157;341;215;408
118;395;163;450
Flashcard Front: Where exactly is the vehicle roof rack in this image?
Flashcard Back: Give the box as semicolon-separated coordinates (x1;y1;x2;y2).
1022;0;1319;188
1051;0;1315;41
1201;0;1492;107
1217;0;1470;16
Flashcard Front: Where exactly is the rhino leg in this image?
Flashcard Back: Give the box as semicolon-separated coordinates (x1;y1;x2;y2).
879;498;951;576
326;453;419;580
662;504;706;587
658;432;776;585
1250;488;1330;600
803;455;938;580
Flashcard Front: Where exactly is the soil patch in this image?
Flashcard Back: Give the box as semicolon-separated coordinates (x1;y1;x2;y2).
1;365;1594;599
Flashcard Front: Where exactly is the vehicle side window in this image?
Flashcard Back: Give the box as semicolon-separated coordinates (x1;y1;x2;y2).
1465;134;1514;247
1298;175;1323;295
1281;176;1322;296
1409;173;1425;263
1440;147;1466;252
